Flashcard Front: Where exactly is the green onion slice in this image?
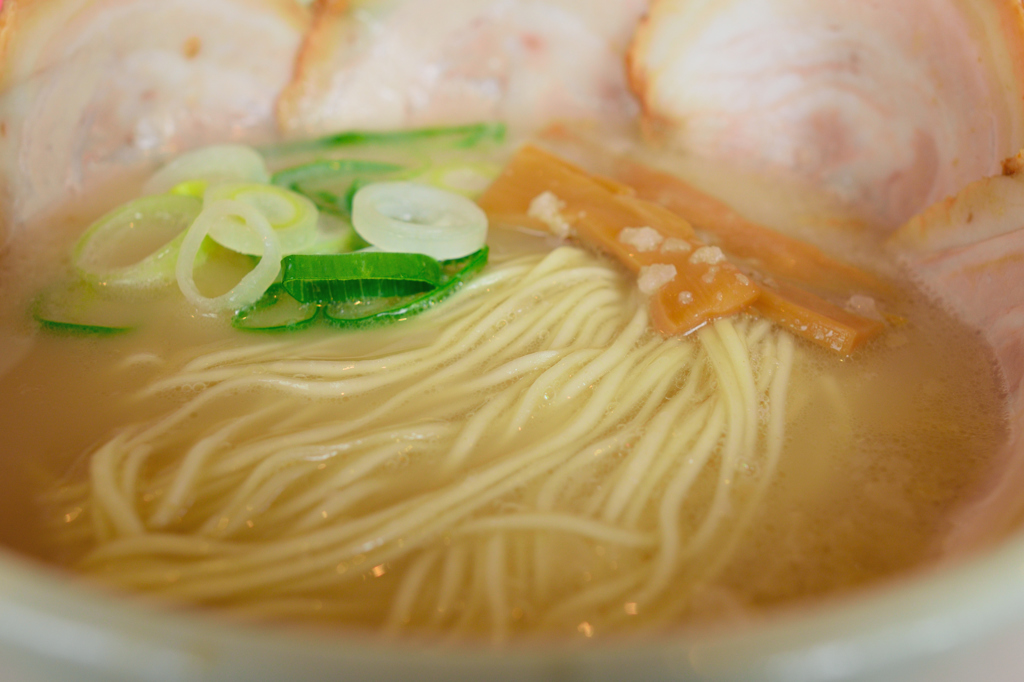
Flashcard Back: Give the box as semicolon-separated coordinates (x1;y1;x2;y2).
324;247;488;328
232;284;320;332
414;161;501;198
295;212;364;255
203;183;318;256
72;194;202;289
33;282;139;335
272;159;408;218
169;180;209;198
144;144;270;196
176;200;283;312
261;122;506;158
352;182;488;261
281;252;443;303
272;159;404;191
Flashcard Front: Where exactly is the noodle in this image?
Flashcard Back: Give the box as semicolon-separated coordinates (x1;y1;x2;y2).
60;245;796;639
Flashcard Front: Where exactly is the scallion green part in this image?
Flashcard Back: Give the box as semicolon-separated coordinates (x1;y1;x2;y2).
281;252;444;303
261;122;506;158
232;284;320;332
324;247;488;328
271;159;406;218
271;159;403;190
35;318;134;336
32;283;139;335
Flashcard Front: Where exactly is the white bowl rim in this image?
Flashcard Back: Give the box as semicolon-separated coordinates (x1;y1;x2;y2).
2;519;1024;682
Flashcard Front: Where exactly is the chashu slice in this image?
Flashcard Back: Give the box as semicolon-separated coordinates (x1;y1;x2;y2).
889;156;1024;556
0;0;310;240
628;0;1024;233
277;0;648;138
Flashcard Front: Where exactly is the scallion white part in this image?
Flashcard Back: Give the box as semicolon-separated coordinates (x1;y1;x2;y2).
73;194;202;289
144;145;271;196
416;161;500;197
204;183;318;256
351;182;488;260
176;200;283;312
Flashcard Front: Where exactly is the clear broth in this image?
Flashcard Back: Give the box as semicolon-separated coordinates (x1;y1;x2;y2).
0;161;1010;639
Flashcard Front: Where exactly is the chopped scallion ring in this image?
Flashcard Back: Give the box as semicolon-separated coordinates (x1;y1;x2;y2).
232;284;320;331
281;252;443;303
351;182;488;260
295;212;364;255
272;159;409;218
272;159;404;192
324;247;488;328
169;180;209;198
72;194;202;289
204;183;318;256
416;161;501;197
33;282;140;335
260;122;506;158
176;200;283;312
144;144;270;196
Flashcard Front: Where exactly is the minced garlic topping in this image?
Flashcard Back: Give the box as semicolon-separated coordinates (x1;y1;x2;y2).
661;238;692;253
846;294;882;320
527;191;572;238
618;226;663;252
689;245;726;265
638;264;677;294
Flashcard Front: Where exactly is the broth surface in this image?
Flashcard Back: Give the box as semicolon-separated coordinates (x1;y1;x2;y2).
0;151;1010;640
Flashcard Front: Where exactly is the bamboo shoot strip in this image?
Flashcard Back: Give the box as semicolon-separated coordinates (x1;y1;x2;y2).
477;144;758;335
480;144;884;354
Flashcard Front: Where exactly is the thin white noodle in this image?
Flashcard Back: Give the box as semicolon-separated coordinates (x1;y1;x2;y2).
61;245;803;639
431;543;470;627
484;534;508;643
385;548;441;635
456;514;656;549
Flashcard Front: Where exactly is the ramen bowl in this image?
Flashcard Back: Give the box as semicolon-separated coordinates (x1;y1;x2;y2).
1;518;1024;682
2;0;1024;680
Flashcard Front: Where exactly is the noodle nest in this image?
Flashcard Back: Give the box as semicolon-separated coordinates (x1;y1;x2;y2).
55;246;795;641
